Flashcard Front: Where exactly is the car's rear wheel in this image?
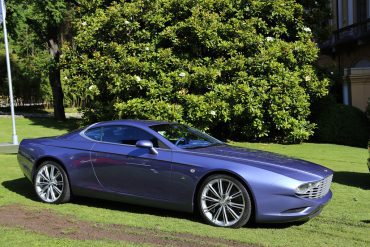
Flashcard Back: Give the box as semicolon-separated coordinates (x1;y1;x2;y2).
198;174;252;228
34;161;70;204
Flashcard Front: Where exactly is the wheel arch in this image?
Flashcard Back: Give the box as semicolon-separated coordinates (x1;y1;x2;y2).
193;170;257;221
33;156;69;183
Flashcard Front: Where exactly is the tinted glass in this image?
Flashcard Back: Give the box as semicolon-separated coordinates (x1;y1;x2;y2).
150;124;223;149
84;127;102;141
100;125;166;148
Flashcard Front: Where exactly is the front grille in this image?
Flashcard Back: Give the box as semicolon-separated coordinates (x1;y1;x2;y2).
300;175;333;199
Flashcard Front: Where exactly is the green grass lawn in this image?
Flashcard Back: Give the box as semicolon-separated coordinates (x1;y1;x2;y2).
0;118;369;246
0;117;80;143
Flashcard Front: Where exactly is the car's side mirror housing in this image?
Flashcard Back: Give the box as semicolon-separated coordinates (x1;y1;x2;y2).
135;140;158;155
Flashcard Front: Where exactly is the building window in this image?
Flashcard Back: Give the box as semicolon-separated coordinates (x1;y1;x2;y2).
338;0;346;28
348;0;354;25
338;0;355;28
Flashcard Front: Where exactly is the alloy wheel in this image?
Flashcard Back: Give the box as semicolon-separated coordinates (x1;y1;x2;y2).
200;178;246;227
35;163;64;203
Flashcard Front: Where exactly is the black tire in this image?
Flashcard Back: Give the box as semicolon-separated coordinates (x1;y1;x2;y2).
34;161;71;204
197;174;252;228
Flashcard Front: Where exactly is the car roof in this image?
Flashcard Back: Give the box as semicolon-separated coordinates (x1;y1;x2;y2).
91;119;174;128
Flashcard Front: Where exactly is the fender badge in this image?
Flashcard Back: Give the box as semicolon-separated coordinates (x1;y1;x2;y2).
190;169;196;173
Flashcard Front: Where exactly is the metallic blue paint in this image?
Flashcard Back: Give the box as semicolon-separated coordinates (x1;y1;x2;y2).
17;119;333;223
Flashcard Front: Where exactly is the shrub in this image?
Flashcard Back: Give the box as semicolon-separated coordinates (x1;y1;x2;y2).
62;0;329;143
312;96;370;147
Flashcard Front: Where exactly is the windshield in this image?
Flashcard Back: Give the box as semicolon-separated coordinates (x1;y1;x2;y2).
150;124;223;149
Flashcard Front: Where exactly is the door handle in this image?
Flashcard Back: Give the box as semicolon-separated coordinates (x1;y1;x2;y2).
126;156;151;167
126;162;151;167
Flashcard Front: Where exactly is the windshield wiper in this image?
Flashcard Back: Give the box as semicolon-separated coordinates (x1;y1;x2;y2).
205;143;225;147
182;143;224;149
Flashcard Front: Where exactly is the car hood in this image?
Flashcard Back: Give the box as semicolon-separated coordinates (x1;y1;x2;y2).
183;145;332;180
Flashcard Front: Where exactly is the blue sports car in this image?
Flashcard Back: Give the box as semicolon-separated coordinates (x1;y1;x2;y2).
17;120;333;228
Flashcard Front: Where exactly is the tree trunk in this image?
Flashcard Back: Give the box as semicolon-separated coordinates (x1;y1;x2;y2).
48;38;66;120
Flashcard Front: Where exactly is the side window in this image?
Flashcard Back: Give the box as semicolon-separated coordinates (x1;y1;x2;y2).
84;127;102;141
101;125;168;148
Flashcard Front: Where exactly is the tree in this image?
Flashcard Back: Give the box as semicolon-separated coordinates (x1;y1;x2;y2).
1;1;51;106
7;0;72;120
29;0;73;120
62;0;329;143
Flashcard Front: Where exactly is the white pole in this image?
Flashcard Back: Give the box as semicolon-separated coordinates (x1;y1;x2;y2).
1;0;18;145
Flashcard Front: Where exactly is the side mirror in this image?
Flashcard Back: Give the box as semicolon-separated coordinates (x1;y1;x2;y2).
135;140;158;155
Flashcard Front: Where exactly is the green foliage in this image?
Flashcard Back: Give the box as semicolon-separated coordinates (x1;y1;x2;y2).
2;0;75;120
0;1;53;104
62;0;329;142
298;0;332;42
21;0;68;40
312;96;370;148
115;99;183;122
0;50;51;103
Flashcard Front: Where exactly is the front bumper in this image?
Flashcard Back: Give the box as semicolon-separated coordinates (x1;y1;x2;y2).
255;190;333;223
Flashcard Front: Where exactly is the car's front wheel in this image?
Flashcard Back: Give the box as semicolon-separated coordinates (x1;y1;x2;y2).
34;161;70;204
198;174;252;228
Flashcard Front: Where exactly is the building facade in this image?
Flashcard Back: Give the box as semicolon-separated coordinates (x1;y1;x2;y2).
321;0;370;112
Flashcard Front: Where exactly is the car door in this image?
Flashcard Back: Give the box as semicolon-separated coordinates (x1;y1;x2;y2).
89;125;172;201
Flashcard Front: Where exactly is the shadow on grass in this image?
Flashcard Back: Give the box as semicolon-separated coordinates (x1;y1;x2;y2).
2;177;38;202
0;105;48;114
24;117;82;132
333;171;370;190
2;177;200;223
2;177;310;228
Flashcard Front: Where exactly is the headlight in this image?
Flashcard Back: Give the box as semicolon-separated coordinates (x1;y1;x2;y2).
295;181;320;194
